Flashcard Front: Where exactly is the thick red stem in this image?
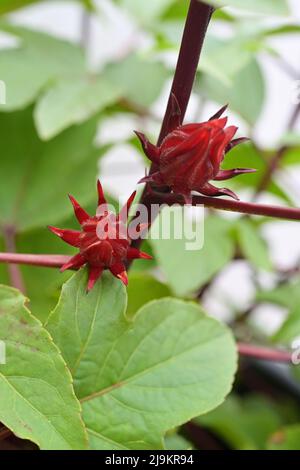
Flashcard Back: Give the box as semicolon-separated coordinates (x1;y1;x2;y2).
158;0;214;144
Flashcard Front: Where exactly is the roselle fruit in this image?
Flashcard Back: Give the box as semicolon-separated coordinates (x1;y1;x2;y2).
48;181;151;291
135;96;254;203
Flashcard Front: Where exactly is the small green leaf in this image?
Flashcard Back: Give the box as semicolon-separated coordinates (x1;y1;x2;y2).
150;211;234;296
104;54;169;107
201;36;257;87
221;143;292;204
268;425;300;450
35;75;122;140
200;58;265;125
116;0;177;23
256;280;300;344
0;23;84;112
236;219;272;271
0;0;42;15
0;285;88;450
196;394;283;450
47;270;237;450
127;273;172;318
273;309;300;344
205;0;289;15
257;280;300;310
280;132;300;148
283;148;300;166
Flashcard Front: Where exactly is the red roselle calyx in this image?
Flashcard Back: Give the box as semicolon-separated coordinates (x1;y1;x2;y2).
48;181;152;291
135;96;254;203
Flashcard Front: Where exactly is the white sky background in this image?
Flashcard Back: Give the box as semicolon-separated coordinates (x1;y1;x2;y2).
1;0;300;332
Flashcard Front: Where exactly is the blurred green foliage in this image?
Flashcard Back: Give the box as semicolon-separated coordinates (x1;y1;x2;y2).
0;0;299;450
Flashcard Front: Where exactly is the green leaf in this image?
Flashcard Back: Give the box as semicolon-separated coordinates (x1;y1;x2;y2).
273;309;300;344
0;0;42;15
116;0;177;23
0;285;87;449
280;132;300;148
0;107;100;233
256;280;300;344
127;273;172;318
150;211;234;297
200;58;265;125
268;425;300;450
257;279;300;310
221;143;292;204
103;54;169;108
47;270;237;450
281;148;300;166
0;23;84;112
204;0;289;15
196;394;284;450
235;219;272;271
35;75;122;140
0;1;96;16
201;36;258;87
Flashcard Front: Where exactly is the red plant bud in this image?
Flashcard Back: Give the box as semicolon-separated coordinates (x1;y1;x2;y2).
135;96;254;203
48;181;152;291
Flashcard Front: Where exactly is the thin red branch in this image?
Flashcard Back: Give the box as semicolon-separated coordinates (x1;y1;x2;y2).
238;343;292;363
2;225;25;293
152;192;300;221
0;253;71;268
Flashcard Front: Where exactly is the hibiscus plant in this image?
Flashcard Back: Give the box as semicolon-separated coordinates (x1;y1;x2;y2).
0;0;300;452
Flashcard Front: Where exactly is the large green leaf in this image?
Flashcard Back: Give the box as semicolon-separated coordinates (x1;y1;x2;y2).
0;107;101;233
0;23;84;112
0;285;87;449
103;54;169;108
35;75;122;140
47;270;237;450
203;0;289;15
150;211;234;297
268;425;300;450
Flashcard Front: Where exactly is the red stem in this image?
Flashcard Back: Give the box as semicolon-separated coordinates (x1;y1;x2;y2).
152;192;300;221
158;0;214;144
0;253;71;268
130;0;214;256
238;343;292;363
2;225;26;293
